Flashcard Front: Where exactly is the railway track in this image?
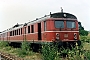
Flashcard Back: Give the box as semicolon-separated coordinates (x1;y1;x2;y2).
0;52;24;60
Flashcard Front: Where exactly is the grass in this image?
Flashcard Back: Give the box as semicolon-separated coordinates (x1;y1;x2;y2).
0;41;42;60
0;47;42;60
81;34;90;51
88;33;90;36
24;53;42;60
83;42;90;50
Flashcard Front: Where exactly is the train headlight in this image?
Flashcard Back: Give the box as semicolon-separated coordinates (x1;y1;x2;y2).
74;33;77;40
56;33;59;40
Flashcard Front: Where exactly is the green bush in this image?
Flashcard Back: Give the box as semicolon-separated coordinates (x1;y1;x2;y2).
60;43;90;60
58;44;85;60
84;51;90;60
80;36;90;43
0;41;9;47
17;48;28;57
80;36;87;42
5;46;12;51
42;44;58;60
79;30;88;36
41;42;90;60
17;40;30;57
21;41;30;51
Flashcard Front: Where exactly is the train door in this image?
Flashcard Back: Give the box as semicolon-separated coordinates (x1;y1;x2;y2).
38;23;42;40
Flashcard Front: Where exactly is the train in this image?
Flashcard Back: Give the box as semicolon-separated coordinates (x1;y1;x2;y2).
0;10;81;48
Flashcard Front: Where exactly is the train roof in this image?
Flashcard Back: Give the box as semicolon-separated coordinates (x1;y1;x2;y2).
8;23;23;31
26;12;77;25
0;23;24;34
12;23;23;28
50;12;77;19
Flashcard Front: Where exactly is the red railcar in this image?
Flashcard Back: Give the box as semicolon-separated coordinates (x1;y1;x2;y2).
0;11;81;46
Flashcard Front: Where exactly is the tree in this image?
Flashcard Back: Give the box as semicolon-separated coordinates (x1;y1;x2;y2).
79;30;88;36
78;22;88;36
78;22;84;30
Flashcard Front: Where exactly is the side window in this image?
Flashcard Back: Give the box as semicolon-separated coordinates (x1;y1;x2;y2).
28;26;30;33
15;30;16;35
31;25;34;33
19;29;20;35
13;30;14;36
44;21;46;31
25;27;26;34
17;29;18;35
21;28;22;35
10;31;12;36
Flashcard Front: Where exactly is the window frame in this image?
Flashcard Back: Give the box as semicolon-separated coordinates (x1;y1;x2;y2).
28;26;30;33
13;30;14;36
24;27;26;34
66;21;76;28
54;20;64;28
31;25;34;33
15;30;16;35
44;21;46;31
19;29;20;35
10;31;12;36
17;29;18;35
21;28;22;35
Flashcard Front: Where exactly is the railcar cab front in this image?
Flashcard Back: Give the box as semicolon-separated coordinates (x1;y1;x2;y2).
48;12;80;46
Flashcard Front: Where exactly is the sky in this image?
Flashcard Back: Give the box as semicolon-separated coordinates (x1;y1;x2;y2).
0;0;90;32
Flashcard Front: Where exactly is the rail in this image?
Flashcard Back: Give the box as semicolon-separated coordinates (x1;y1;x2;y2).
0;52;24;60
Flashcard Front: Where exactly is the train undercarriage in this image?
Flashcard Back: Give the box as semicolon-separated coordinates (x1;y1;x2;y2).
7;40;81;52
